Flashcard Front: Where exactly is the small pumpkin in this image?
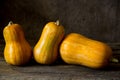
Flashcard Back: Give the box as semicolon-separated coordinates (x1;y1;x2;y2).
60;33;113;69
3;21;32;66
33;20;64;64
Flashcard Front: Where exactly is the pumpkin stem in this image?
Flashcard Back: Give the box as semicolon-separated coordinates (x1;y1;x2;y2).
110;57;119;63
8;21;13;26
56;20;60;26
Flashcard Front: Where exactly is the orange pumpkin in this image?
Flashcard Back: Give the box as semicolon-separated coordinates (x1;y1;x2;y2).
60;33;113;68
3;21;32;65
33;20;64;64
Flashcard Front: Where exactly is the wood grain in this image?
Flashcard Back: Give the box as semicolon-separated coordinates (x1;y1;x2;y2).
0;41;120;80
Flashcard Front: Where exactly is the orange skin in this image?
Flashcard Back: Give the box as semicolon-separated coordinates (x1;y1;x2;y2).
3;22;32;66
33;21;64;64
60;33;112;69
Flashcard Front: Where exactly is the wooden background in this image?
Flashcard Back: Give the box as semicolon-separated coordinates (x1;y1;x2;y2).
0;0;120;80
0;0;120;43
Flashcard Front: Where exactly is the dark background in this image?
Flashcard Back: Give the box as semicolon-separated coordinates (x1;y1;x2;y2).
0;0;120;44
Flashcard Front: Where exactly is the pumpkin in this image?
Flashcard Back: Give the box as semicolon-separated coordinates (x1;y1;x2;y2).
3;21;32;66
60;33;113;69
33;20;64;64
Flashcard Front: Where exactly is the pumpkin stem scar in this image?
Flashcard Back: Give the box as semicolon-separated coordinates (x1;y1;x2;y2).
110;57;119;63
8;21;13;26
55;20;59;26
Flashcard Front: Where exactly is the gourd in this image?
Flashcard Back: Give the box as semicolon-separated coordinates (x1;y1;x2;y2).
3;21;32;66
33;20;64;64
60;33;113;69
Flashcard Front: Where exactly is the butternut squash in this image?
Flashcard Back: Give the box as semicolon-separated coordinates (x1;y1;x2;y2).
60;33;113;69
3;21;32;66
33;20;64;64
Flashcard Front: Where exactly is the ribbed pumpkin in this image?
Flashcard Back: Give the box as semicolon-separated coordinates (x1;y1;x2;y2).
60;33;113;69
3;21;32;66
33;20;64;64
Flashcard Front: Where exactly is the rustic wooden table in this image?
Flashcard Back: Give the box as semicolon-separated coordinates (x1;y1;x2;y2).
0;40;120;80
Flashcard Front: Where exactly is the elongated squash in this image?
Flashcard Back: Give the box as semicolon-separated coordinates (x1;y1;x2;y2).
60;33;113;69
3;21;32;65
33;20;64;64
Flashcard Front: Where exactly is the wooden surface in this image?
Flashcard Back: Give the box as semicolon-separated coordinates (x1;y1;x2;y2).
0;0;120;79
0;41;120;80
0;59;120;80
